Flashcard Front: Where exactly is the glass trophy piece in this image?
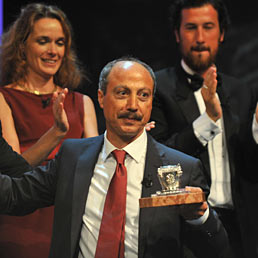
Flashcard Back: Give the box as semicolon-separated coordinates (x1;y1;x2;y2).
139;163;205;208
155;164;187;196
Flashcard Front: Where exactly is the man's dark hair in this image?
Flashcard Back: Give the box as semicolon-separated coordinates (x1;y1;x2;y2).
98;56;156;95
169;0;230;35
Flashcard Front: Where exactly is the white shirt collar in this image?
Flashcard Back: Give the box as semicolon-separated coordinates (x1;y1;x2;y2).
181;59;195;75
102;130;147;163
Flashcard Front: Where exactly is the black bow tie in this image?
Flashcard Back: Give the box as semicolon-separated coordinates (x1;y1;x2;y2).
186;73;204;91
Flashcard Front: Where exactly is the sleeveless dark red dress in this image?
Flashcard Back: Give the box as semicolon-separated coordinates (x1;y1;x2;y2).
0;88;84;258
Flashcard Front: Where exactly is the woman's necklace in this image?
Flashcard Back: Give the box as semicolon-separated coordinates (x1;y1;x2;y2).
17;84;58;108
17;84;58;95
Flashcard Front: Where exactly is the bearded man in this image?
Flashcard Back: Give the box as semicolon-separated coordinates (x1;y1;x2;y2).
149;0;258;258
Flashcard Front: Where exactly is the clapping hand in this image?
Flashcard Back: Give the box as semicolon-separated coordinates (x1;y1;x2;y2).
201;65;222;122
52;88;69;134
145;121;155;131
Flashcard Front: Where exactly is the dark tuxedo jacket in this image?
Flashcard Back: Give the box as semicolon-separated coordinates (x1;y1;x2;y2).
150;64;255;200
242;83;258;181
149;65;258;257
0;134;229;258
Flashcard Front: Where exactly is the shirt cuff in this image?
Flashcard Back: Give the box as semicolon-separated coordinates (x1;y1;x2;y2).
193;112;222;146
252;113;258;144
187;206;210;225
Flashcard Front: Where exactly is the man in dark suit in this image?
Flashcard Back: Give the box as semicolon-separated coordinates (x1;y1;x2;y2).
149;0;258;257
0;57;229;258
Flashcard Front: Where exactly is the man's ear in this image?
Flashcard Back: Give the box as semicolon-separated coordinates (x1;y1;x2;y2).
175;29;180;43
98;89;104;109
219;30;225;43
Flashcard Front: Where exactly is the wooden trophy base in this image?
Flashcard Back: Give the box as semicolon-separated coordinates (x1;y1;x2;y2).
139;191;205;208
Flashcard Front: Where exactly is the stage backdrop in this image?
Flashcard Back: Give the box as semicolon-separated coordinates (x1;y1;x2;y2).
3;0;258;133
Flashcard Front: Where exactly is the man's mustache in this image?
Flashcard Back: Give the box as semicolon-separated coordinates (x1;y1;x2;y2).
118;111;143;121
191;45;210;52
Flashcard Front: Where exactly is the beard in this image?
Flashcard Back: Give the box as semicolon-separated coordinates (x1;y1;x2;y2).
181;44;219;73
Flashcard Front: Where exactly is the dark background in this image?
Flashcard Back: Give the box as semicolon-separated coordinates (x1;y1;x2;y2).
3;0;258;253
3;0;258;133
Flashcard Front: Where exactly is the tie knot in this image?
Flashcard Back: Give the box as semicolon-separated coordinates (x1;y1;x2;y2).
187;73;204;91
112;149;126;165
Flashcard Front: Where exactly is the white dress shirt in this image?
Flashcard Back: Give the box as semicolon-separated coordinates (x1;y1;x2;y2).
78;130;147;258
252;110;258;144
182;60;233;209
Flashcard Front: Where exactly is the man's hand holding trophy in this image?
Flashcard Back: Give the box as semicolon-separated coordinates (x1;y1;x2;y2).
139;164;206;212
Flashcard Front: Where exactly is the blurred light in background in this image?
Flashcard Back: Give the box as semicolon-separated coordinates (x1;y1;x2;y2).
0;0;2;37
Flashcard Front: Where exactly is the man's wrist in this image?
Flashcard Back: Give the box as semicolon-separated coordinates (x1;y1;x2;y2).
187;206;210;225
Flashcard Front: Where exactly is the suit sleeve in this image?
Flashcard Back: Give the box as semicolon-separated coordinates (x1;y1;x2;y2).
182;159;230;258
230;79;258;181
0;134;32;177
0;159;57;216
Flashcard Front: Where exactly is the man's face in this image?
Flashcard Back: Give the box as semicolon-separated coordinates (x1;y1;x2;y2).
175;4;224;73
98;61;154;147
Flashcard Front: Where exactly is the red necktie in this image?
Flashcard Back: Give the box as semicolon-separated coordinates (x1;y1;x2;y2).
95;150;127;258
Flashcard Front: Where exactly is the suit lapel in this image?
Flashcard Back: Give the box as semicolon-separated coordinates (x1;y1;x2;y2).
217;74;238;139
174;65;201;123
70;135;104;257
138;135;166;258
217;75;239;182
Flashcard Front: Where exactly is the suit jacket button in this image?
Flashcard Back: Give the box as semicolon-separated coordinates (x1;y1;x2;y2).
206;231;212;237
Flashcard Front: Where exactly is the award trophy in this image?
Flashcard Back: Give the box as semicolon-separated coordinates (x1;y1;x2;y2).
139;164;205;208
